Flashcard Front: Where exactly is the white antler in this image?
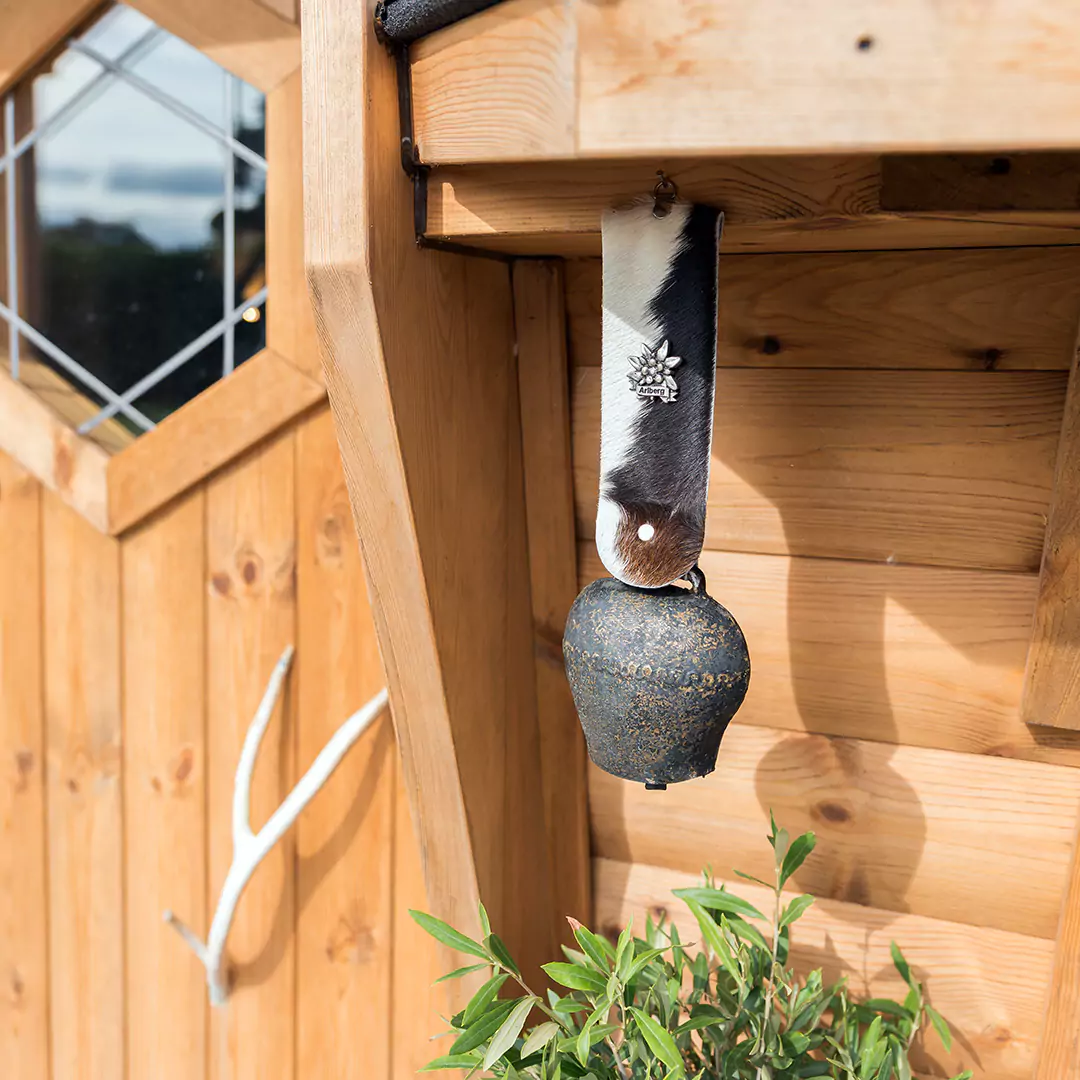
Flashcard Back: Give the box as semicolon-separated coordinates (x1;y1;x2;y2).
164;645;389;1005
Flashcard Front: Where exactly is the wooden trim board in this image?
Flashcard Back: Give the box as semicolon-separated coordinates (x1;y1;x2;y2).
1023;348;1080;730
108;348;325;535
427;157;1080;257
0;367;109;533
413;0;1080;162
128;0;300;92
513;260;591;934
303;0;569;991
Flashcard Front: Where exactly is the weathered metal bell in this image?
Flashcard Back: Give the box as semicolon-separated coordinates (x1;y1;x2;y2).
562;570;750;788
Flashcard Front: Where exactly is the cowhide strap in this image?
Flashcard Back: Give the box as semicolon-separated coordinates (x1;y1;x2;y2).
596;198;723;589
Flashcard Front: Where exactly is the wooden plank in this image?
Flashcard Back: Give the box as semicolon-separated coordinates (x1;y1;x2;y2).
1022;352;1080;729
572;367;1064;572
411;0;1080;160
108;349;325;536
428;159;1080;256
513;261;591;936
303;0;561;990
412;0;576;163
206;430;296;1080
128;0;300;92
575;0;1080;157
43;492;123;1080
1035;804;1080;1080
391;757;454;1080
577;545;1080;770
0;367;109;533
589;723;1080;939
596;858;1054;1080
0;453;48;1079
295;409;394;1080
122;490;207;1080
881;153;1080;213
266;72;323;382
566;249;1080;371
0;0;98;95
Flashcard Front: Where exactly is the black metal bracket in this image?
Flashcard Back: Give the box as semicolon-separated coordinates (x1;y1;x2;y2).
387;36;512;262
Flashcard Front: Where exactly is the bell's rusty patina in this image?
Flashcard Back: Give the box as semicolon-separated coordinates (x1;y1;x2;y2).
563;570;750;788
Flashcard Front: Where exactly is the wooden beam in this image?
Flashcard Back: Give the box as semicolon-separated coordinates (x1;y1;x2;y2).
303;0;562;986
413;0;1080;162
266;71;323;382
426;157;1080;258
573;367;1063;573
0;0;99;96
1023;350;1080;729
107;349;325;536
568;249;1080;372
0;368;109;533
0;454;49;1079
513;261;590;932
589;725;1080;940
1036;805;1080;1080
122;490;207;1080
43;495;123;1079
128;0;300;92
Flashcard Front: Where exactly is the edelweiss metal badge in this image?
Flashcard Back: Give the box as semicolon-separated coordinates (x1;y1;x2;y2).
628;340;681;403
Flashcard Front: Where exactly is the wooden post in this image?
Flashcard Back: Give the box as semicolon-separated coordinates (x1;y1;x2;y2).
301;0;580;984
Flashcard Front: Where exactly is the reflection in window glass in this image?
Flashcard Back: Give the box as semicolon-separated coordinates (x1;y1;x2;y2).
0;2;267;436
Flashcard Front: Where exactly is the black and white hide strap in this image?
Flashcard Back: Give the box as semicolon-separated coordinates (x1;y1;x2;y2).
597;199;723;589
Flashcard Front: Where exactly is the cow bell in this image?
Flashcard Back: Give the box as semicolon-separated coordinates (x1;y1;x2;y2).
562;569;750;788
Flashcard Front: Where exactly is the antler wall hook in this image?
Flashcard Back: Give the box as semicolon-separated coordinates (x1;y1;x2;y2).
164;645;389;1005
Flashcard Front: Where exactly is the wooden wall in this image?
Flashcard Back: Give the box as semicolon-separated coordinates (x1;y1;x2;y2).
0;405;443;1080
568;248;1080;1080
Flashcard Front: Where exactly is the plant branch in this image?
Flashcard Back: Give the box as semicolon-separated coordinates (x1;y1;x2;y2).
165;645;388;1005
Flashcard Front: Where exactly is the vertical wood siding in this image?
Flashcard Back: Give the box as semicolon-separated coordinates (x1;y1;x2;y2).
0;402;441;1079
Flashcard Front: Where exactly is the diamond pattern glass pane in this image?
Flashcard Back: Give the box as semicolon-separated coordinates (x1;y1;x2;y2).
1;2;268;436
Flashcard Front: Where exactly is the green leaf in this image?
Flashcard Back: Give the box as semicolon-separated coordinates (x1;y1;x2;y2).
450;1000;516;1054
628;1008;681;1071
419;1053;482;1071
863;998;914;1021
926;1005;952;1052
520;1020;560;1059
949;1073;973;1080
478;901;491;939
779;832;816;888
433;963;488;984
486;933;521;976
683;898;738;980
773;826;791;872
674;1006;726;1035
673;886;766;922
542;962;607;994
890;942;914;988
410;910;489;961
779;894;815;929
462;973;509;1026
615;920;634;979
626;946;671;982
726;916;770;952
483;996;537;1069
571;923;612;972
733;868;774;889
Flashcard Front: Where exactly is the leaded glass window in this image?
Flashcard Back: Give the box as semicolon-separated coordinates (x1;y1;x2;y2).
0;3;267;445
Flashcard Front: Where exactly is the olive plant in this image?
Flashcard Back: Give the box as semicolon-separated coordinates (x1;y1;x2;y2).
411;817;971;1080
